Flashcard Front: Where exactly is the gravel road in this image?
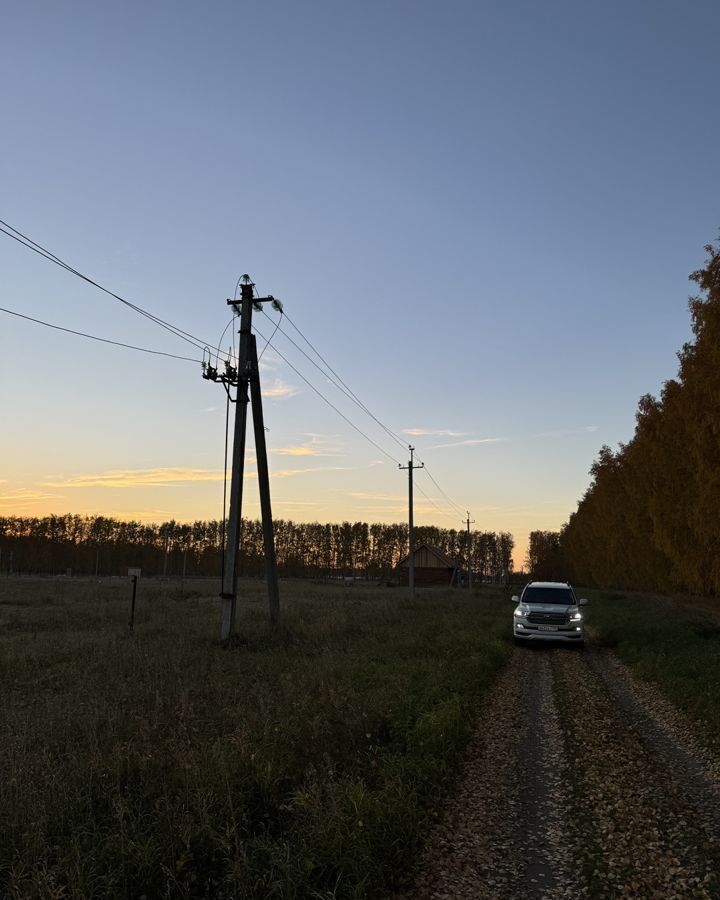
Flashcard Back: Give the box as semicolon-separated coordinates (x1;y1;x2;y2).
400;643;720;899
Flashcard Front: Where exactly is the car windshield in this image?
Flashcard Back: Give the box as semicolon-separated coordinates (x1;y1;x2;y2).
522;586;575;605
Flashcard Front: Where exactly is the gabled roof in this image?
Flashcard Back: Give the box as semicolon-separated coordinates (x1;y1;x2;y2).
397;543;458;569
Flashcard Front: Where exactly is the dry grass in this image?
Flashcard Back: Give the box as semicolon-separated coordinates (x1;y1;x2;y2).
0;576;511;899
585;588;720;744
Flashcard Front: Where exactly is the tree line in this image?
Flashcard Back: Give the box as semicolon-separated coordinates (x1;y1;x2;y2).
0;513;514;581
528;240;720;594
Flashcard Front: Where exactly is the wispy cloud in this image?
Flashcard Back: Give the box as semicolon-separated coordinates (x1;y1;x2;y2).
44;468;228;489
429;437;507;450
348;491;405;502
200;406;217;413
271;466;352;480
264;379;299;399
270;435;344;458
258;350;284;373
532;425;599;439
404;428;469;437
271;447;326;457
0;488;61;507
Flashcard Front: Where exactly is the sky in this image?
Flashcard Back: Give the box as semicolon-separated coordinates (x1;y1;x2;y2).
1;0;719;568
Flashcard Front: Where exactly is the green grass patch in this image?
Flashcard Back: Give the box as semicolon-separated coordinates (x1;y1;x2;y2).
586;588;720;741
0;577;511;899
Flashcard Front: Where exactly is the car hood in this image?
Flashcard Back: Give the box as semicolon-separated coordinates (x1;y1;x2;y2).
516;603;577;614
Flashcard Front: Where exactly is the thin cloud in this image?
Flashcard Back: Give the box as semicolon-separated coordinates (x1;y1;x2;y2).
404;428;469;437
271;447;328;457
348;491;405;502
264;379;299;398
271;435;344;458
430;437;507;450
44;468;228;489
532;425;599;439
270;465;352;480
258;350;284;372
0;488;61;506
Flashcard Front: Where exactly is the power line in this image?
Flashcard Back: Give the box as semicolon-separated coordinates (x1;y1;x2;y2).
258;311;283;363
214;312;237;367
0;305;202;362
266;309;409;453
422;466;466;518
2;219;469;517
253;322;402;466
260;307;469;519
414;482;460;525
262;307;468;519
0;219;220;359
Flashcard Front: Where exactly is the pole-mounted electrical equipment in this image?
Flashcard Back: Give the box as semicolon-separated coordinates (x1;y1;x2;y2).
202;275;280;639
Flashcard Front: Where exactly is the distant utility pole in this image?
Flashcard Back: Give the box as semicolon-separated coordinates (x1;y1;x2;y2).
399;446;423;597
203;275;281;639
465;512;475;590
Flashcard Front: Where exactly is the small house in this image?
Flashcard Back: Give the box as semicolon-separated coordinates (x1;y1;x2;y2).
396;543;458;587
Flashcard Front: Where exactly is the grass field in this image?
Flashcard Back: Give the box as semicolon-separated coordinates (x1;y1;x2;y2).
585;588;720;744
0;576;511;899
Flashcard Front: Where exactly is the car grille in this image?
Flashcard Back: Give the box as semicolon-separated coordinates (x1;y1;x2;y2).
526;611;568;626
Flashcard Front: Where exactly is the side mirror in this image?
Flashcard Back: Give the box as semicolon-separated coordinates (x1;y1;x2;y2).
511;595;520;603
579;598;589;606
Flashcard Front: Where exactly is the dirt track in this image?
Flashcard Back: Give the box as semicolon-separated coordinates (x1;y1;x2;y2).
401;643;720;899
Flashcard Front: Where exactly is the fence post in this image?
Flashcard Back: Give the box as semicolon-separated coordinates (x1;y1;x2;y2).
129;575;138;634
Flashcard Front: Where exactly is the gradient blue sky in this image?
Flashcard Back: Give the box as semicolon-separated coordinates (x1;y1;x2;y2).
2;0;719;565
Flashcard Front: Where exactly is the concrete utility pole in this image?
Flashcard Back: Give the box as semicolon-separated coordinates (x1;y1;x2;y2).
465;512;475;590
203;275;282;639
249;333;280;626
399;446;423;597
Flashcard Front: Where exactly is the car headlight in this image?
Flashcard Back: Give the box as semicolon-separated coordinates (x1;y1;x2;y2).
513;608;525;618
570;611;582;621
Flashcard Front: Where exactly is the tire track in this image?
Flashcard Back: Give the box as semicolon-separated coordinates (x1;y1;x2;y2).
587;645;720;841
401;648;585;899
552;646;720;898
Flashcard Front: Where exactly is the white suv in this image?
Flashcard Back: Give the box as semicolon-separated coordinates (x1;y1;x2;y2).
512;581;588;648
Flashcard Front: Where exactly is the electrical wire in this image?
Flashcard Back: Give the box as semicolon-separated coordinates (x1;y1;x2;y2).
421;466;466;518
262;307;468;520
2;219;470;520
261;313;461;523
263;308;409;454
414;482;459;525
253;322;402;466
0;305;202;363
214;313;237;367
0;219;223;360
258;311;283;364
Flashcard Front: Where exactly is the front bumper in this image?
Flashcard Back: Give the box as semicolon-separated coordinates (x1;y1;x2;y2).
514;622;584;642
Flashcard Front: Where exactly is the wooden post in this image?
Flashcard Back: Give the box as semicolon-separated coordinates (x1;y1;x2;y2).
129;575;138;634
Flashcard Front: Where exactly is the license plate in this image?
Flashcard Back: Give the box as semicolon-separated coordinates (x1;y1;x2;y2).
538;625;557;632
